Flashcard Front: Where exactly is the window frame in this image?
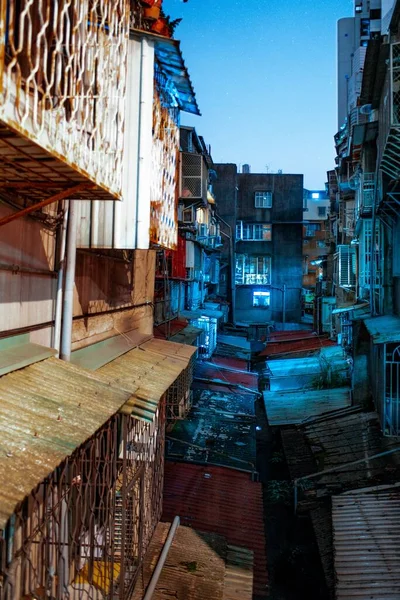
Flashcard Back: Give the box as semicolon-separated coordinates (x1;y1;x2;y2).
235;254;271;285
254;191;272;208
236;221;272;241
317;206;327;217
253;290;271;308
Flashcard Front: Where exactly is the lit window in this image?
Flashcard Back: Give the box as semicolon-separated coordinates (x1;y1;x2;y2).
236;221;272;241
255;191;272;208
235;254;271;285
312;192;320;199
318;206;327;217
253;291;271;307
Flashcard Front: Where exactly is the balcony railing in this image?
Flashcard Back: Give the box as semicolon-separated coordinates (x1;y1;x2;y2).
0;0;129;201
381;42;400;181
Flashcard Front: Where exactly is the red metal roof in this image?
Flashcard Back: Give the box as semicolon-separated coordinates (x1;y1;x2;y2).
267;330;316;343
162;462;268;598
258;336;335;358
210;355;250;370
195;361;258;390
154;318;189;339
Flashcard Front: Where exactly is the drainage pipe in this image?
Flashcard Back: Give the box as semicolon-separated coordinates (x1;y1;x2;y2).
53;201;69;355
143;516;180;600
60;201;77;361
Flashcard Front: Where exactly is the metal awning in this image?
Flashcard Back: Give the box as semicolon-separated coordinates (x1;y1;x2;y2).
263;387;352;426
0;357;136;529
180;309;224;321
98;341;194;421
364;315;400;344
332;302;369;315
133;31;200;116
0;335;56;376
332;488;400;599
352;121;378;146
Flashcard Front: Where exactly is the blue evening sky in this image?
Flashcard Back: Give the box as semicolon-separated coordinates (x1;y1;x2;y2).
163;0;353;189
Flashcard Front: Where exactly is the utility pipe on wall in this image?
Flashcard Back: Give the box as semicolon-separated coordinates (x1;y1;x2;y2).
216;214;235;324
142;516;180;600
60;201;77;361
53;201;69;355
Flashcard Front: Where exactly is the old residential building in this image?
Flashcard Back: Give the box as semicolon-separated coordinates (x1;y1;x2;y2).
0;1;198;597
214;167;303;326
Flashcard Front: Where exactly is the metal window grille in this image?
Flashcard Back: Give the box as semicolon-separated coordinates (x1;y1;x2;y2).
384;343;400;436
235;222;271;241
254;191;272;208
166;353;196;421
180;153;207;199
235;254;271;285
0;0;128;198
0;402;166;600
338;245;356;288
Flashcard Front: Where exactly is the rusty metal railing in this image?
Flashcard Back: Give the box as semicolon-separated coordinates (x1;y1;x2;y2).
0;0;128;198
0;399;166;600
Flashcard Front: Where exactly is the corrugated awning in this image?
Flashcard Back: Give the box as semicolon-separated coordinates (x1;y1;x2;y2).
140;338;197;362
364;315;400;344
263;387;352;426
98;341;194;421
132;31;200;116
0;357;136;530
332;489;400;599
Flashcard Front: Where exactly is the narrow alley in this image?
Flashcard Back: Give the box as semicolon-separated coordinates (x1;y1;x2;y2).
1;1;400;599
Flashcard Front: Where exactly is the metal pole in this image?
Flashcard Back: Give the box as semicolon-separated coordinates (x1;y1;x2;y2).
282;284;286;329
143;516;180;600
53;201;69;355
60;201;78;361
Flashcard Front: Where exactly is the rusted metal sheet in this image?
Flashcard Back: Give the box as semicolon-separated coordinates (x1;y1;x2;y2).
0;0;129;201
0;356;135;529
162;462;268;598
263;387;352;426
132;523;227;600
332;489;400;599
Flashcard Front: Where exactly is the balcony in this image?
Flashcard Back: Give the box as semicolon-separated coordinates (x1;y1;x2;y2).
381;42;400;181
357;173;375;217
0;0;128;203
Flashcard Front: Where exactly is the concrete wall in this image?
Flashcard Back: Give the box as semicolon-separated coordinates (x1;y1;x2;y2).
337;17;355;128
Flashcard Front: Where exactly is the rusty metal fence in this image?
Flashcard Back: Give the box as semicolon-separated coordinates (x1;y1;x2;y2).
0;399;165;600
0;0;128;197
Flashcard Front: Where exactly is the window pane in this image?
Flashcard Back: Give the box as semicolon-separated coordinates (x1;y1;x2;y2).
318;206;326;217
255;191;272;208
262;225;272;241
253;291;270;307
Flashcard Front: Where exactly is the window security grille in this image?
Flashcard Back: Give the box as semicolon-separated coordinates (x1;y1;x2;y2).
235;254;271;285
180;153;206;198
338;245;356;288
236;221;272;241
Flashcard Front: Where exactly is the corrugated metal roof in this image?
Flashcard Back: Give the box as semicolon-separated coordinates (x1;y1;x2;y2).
181;309;224;320
266;355;348;392
195;361;258;390
263;387;351;426
0;357;135;529
302;411;400;490
258;336;336;358
162;462;268;598
169;326;203;346
132;522;228;600
332;489;400;599
140;338;197;362
133;32;200;116
0;342;57;376
364;315;400;344
98;347;187;421
71;330;151;370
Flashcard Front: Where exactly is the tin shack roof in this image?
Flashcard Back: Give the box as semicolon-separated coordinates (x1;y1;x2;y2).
263;387;351;426
133;31;201;116
132;522;253;600
364;315;400;344
0;357;135;529
332;488;400;600
162;462;268;598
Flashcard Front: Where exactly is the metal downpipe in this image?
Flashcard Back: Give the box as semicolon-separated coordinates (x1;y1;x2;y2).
60;201;77;361
142;516;180;600
53;201;69;356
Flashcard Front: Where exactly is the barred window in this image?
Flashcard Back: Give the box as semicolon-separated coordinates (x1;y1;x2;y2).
235;254;271;285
